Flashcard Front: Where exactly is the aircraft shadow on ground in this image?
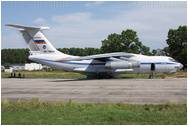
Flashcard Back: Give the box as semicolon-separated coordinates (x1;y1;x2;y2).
48;77;135;82
48;78;96;82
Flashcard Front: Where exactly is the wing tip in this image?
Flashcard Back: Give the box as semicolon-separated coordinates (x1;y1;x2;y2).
5;24;14;26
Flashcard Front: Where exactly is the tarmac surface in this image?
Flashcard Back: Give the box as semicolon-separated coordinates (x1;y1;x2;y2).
1;78;187;104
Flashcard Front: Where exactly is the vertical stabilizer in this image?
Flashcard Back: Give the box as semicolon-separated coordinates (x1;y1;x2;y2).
6;24;60;54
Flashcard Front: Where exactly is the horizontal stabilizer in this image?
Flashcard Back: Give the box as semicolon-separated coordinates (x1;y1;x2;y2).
5;24;49;30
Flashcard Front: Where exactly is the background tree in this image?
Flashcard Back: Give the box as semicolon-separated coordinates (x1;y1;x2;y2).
140;45;152;55
1;48;30;65
154;47;169;56
151;49;157;56
166;26;187;67
84;47;101;55
101;29;151;54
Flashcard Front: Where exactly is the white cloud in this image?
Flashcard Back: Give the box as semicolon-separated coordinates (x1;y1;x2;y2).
46;2;186;50
2;1;187;50
34;18;46;25
120;3;187;49
52;12;91;24
1;31;27;49
85;1;105;7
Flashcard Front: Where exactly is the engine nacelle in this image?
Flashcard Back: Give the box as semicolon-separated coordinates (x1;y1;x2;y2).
105;61;140;69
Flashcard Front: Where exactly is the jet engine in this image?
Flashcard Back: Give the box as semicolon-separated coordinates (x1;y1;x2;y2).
105;61;140;69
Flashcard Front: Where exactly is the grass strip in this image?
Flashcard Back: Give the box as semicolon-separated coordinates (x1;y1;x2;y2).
1;71;87;78
1;98;187;125
1;71;187;78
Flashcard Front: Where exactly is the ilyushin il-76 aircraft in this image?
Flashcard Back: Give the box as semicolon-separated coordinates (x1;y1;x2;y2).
6;24;183;78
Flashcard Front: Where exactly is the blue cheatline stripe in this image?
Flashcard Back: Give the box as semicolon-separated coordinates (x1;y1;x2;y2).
30;58;105;65
140;63;150;65
35;40;45;42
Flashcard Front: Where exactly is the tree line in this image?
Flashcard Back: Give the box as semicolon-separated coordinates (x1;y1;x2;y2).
1;26;187;67
1;48;102;65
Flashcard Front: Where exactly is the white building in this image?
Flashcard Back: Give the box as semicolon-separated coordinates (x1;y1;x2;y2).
12;64;25;71
4;66;13;73
25;63;42;71
2;63;44;72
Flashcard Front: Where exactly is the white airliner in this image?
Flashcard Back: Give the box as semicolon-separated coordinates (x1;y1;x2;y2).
6;24;183;78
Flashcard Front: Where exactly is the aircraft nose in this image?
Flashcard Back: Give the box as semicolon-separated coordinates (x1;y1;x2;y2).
177;63;183;72
180;63;183;69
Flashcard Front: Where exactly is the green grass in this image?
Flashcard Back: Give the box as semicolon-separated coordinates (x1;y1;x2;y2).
1;99;187;125
117;72;187;78
1;71;187;78
1;71;87;78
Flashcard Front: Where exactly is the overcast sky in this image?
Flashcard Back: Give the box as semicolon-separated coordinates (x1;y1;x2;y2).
1;1;187;50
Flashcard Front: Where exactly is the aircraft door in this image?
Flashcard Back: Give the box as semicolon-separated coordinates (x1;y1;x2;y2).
151;63;155;71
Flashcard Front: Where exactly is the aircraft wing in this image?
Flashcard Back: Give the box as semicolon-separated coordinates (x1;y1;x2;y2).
67;52;134;61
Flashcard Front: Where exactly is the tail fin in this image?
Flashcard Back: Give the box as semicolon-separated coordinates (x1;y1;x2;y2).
6;24;60;54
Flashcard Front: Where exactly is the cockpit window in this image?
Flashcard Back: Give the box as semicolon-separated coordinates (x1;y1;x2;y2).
169;58;178;62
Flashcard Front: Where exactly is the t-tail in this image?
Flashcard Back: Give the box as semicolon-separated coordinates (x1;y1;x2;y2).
6;24;61;55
